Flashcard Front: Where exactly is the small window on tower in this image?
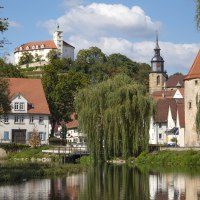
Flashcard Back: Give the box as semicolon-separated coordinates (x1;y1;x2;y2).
189;101;192;109
157;76;160;85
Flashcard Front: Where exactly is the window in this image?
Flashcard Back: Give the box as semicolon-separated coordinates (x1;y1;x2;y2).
39;132;45;141
39;116;44;124
4;115;9;123
159;123;162;128
157;75;160;85
159;133;162;139
195;80;198;85
4;131;9;141
20;102;25;110
14;102;25;111
189;101;192;109
14;102;19;110
29;116;34;124
14;115;24;124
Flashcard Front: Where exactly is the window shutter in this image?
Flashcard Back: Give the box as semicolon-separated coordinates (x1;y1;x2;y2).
4;131;9;141
43;132;46;141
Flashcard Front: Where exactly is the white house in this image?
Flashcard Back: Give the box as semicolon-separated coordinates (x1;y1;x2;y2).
14;26;75;65
66;113;86;146
149;92;185;147
0;78;50;145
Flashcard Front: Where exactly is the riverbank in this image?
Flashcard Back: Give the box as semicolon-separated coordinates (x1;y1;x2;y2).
133;150;200;167
0;146;91;184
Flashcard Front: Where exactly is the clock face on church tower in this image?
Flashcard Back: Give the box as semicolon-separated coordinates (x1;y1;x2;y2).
156;63;161;71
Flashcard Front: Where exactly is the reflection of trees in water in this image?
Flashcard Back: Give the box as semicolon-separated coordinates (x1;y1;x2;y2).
79;164;150;200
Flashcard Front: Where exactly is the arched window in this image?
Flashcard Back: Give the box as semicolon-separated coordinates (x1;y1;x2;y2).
157;75;160;85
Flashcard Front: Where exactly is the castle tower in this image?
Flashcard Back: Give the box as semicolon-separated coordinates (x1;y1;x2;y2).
149;34;167;94
184;50;200;146
53;25;64;58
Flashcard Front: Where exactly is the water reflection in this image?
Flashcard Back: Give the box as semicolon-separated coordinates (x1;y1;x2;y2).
1;165;200;199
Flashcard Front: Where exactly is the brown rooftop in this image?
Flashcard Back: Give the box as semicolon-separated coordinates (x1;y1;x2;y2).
7;78;50;115
185;50;200;80
166;74;185;88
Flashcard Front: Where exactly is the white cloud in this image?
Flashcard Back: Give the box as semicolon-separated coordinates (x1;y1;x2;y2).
68;35;199;75
43;3;161;39
40;2;199;75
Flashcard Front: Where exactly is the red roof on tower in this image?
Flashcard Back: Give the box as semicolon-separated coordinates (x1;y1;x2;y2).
184;50;200;80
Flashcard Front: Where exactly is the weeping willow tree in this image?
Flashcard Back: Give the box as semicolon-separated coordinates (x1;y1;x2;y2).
75;74;154;162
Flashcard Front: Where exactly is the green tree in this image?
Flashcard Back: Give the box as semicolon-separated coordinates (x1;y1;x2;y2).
0;6;9;48
46;49;61;61
0;78;10;114
0;58;24;78
42;60;89;137
196;0;200;30
75;74;154;162
18;52;34;65
74;46;107;74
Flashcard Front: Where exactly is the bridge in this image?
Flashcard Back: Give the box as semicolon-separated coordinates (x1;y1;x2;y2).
42;146;89;156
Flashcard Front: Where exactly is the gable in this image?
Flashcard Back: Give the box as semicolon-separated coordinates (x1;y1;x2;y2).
7;78;50;115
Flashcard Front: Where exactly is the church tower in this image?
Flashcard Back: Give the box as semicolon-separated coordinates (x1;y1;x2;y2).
149;34;167;94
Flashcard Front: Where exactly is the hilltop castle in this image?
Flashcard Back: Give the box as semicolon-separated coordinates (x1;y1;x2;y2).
14;26;75;65
149;36;200;147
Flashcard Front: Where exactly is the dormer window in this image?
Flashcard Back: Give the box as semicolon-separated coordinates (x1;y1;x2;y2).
26;46;29;50
32;46;35;50
36;45;38;49
41;44;44;48
19;47;23;51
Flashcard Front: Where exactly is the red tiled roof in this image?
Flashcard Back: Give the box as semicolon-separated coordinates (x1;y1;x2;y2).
15;40;57;52
185;50;200;80
7;78;50;115
152;90;176;101
155;98;177;123
166;74;185;88
66;113;78;129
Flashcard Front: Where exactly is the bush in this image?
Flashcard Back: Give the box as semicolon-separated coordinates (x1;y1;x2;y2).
49;137;66;146
0;143;30;153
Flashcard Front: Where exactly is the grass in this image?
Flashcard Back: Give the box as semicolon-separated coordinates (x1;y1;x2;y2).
134;150;200;167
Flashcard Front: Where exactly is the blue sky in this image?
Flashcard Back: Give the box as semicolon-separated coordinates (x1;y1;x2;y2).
2;0;200;75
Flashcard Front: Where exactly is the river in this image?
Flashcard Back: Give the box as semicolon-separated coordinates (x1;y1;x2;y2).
0;164;199;200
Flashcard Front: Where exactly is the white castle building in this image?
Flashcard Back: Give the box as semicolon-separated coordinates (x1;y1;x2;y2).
14;26;75;65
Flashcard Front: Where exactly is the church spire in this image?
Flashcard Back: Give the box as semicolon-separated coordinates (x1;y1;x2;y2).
151;31;164;72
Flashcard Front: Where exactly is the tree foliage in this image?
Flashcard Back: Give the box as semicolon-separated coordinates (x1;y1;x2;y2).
42;59;89;137
0;78;10;114
0;58;23;78
196;0;200;30
75;74;154;162
18;52;34;65
72;47;150;86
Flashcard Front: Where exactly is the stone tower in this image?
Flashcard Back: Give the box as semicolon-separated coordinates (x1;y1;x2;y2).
184;50;200;146
149;34;167;94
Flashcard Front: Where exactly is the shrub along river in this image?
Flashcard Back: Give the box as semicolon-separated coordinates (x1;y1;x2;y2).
0;163;200;200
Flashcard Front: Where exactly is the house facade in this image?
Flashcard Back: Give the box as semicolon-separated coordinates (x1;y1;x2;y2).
0;78;50;145
66;113;86;146
14;26;75;65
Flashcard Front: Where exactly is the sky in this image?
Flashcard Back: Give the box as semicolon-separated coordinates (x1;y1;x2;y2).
1;0;200;75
